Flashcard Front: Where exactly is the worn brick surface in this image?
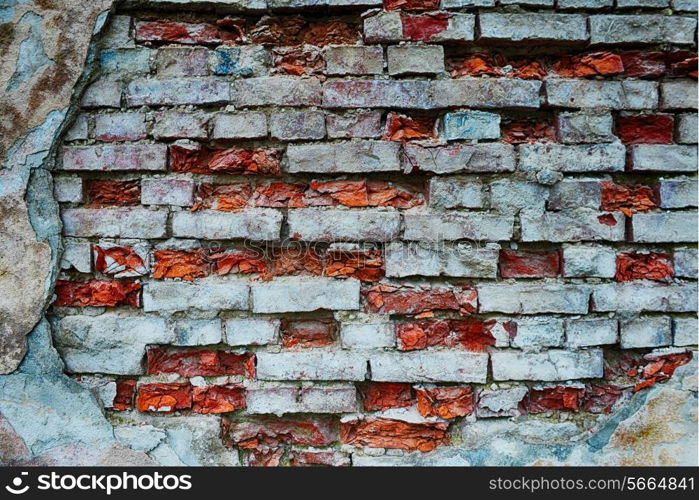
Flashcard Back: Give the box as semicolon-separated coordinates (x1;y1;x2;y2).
45;2;699;467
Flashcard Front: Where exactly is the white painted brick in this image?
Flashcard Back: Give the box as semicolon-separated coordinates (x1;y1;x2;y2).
476;387;528;418
225;318;280;346
60;241;92;273
270;110;325;140
231;77;321;106
631;145;697;172
592;283;698;312
173;319;223;346
152;111;208;140
677;113;698;144
256;351;367;381
247;383;357;415
61;144;167;171
511;317;565;349
142;280;250;312
251;277;360;313
369;351;488;383
126;78;229;106
81;78;123;108
674;317;698;346
141;178;195;206
590;15;696;45
547;79;658;109
93;241;148;278
385;242;500;278
429;178;485;209
548;179;602;210
674;248;698;278
565;318;618;348
62;208;167;239
326;112;382;139
490;180;548;214
442;111;500;141
341;322;394;349
387;44;444;76
93;112;147;141
562;245;616;278
492;349;604;381
520;143;625;174
478;284;590;314
660;80;698;110
557;112;615;144
521;210;625;242
620;316;672;349
659;178;698;208
632;211;697;243
480;13;587;42
363;11;403;43
287;209;401;242
403;213;514;241
54;177;83;203
324;46;384;76
172;210;283;240
403;143;515;174
287;141;401;173
64;114;89;141
211;112;268;140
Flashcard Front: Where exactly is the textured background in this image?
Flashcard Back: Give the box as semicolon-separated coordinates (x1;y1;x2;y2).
0;0;697;466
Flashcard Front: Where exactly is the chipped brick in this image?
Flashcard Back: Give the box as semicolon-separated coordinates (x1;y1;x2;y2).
616;114;674;145
170;142;282;176
499;250;561;278
146;348;255;378
340;418;448;452
54;280;141;308
384;112;436;141
136;383;193;413
359;382;414;412
601;181;658;215
152;249;211;281
396;319;498;351
84;180;140;207
192;385;246;414
364;284;477;316
415;386;474;419
281;318;336;348
615;252;674;282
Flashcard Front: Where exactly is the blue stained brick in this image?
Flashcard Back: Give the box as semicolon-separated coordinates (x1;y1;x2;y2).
100;48;152;74
443;111;501;141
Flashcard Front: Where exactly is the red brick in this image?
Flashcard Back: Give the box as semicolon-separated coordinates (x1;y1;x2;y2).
384;0;440;10
280;318;336;348
364;284;477;316
448;54;502;78
93;245;147;276
307;180;424;209
272;46;325;76
193;183;253;211
249;16;359;46
601;181;658;215
112;379;136;411
616;115;674;145
227;416;339;448
499;250;561;278
136;383;193;413
582;384;624;414
152;249;210;281
359;382;414;411
384;112;436;142
54;279;141;307
401;12;450;42
666;50;698;78
415;386;474;419
254;182;306;208
524;386;585;414
170;142;282;176
146;348;255;378
615;252;674;282
620;51;666;78
270;246;323;277
553;52;624;78
192;385;246;414
324;248;384;282
634;351;693;392
135;20;242;45
209;249;267;276
396;318;498;352
84;180;140;207
340;418;448;452
502;120;556;144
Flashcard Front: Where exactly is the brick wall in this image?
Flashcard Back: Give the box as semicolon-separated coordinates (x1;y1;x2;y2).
51;0;697;466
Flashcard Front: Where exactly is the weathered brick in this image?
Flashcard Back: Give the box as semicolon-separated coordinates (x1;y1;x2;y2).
210;45;269;77
546;79;658;110
442;111;500;141
479;284;589;314
562;245;616;278
270;110;325;140
674;317;698;346
53;176;83;203
500;250;561;278
170;141;282;176
323;80;432;108
136;383;193;413
402;13;475;43
480;14;587;42
363;10;403;43
340;418;448;453
257;351;367;380
141;178;195;206
387;44;444;76
631;145;697;172
60;241;92;273
403;213;514;241
491;349;604;381
592;283;698;312
143;281;250;312
287;141;401;173
84;180;140;208
93;243;149;278
192;385;246;414
510;317;565;349
632;212;697;243
251;277;360;313
154;47;209;77
211;112;268;140
288;209;401;242
101;14;134;49
249;383;356;415
173;320;223;346
490;180;548;214
557;112;614;144
659;178;698;209
660;80;698;110
100;48;152;75
81;78;123;108
231;77;321;106
601;181;658;215
147;348;254;378
548;179;602;210
396;318;499;351
370;351;488;383
385;242;500;278
590;15;697;45
430;79;541;108
126;78;229;106
620;317;672;349
674;248;698;278
152;111;208;140
135;19;242;45
365;284;477;316
428;178;484;209
225;318;280;346
415;386;474;419
616;114;673;145
565;318;618;348
520;143;625;176
403;143;515;174
62;144;166;172
54;315;173;375
521;211;625;242
324;46;384;75
171;210;283;240
677;113;698;144
62;208;167;238
54;279;141;308
476;387;528;418
340;321;395;349
64;114;89;142
326;112;382;139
